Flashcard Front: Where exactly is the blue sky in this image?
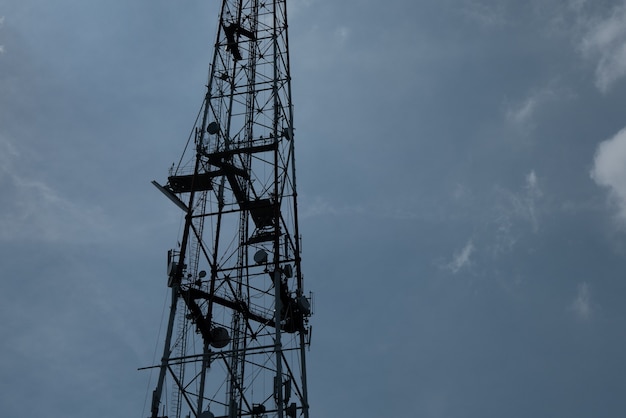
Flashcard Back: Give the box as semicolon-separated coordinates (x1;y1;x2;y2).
3;0;626;417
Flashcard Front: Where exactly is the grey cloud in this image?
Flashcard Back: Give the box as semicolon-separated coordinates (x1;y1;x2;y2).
580;2;626;92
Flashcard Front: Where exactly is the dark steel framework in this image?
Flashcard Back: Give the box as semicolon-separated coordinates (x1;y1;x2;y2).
147;1;311;417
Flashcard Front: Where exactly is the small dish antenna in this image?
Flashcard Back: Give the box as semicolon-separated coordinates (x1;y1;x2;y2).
210;327;231;348
207;121;219;135
199;410;215;418
254;249;268;264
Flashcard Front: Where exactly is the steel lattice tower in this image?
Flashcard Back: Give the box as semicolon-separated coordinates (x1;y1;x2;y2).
147;1;311;417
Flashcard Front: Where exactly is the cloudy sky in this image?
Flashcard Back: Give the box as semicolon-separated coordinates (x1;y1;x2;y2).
3;0;626;416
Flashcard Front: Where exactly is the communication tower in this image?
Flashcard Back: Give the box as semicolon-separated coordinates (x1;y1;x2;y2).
146;1;311;417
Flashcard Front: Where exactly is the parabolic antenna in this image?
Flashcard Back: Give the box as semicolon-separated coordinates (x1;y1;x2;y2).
254;249;268;264
210;327;231;348
207;121;219;135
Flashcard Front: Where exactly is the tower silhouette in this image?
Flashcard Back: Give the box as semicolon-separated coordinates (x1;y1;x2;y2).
147;1;311;417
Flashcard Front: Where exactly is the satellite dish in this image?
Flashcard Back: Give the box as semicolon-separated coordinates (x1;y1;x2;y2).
254;249;268;264
207;121;219;135
210;327;231;348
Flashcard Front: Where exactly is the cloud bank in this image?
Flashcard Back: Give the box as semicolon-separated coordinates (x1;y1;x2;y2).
0;135;110;242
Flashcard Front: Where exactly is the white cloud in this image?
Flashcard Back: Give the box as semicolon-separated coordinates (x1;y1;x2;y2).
490;170;542;255
568;0;587;12
299;195;364;219
496;170;542;232
492;211;518;254
580;3;626;92
7;176;108;241
571;282;592;320
526;170;538;190
525;169;541;232
505;87;560;129
0;135;111;243
0;134;19;167
591;126;626;224
506;96;538;126
0;16;4;54
447;239;474;274
594;44;626;93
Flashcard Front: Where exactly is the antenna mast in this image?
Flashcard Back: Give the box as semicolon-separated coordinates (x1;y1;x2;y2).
147;1;311;418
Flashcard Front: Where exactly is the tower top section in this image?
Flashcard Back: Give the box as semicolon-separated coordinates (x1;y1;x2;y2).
172;0;294;178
